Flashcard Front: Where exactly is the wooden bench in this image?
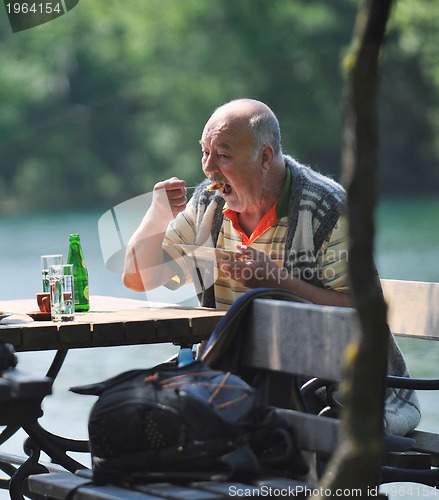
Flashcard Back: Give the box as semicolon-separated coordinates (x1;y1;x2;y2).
28;469;314;499
245;280;439;478
380;279;439;469
26;279;439;499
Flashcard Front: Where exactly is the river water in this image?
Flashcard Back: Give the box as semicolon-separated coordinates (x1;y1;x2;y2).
0;197;438;498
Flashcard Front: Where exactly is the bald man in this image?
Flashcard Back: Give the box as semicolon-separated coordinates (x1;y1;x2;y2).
123;99;351;308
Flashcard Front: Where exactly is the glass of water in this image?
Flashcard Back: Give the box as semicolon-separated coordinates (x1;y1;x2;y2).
49;264;74;322
41;254;63;292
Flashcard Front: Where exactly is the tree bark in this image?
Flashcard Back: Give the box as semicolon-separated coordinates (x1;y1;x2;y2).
313;0;395;496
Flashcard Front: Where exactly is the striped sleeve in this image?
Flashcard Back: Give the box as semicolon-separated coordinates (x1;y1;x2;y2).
317;214;350;293
161;199;197;289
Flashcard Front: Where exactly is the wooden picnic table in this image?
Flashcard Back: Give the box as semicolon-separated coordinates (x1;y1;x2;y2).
0;295;225;352
0;295;225;499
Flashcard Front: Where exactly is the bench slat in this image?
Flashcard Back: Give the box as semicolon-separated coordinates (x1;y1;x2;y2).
75;485;162;500
134;482;224;499
28;473;312;500
243;300;360;382
192;481;266;496
381;279;439;339
27;473;161;499
409;430;439;467
0;452;66;473
277;409;339;455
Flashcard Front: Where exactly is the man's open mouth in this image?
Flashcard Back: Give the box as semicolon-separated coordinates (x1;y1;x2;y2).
207;180;232;194
222;183;232;195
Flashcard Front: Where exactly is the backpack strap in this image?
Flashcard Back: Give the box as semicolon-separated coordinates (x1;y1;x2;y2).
200;288;312;414
201;288;310;369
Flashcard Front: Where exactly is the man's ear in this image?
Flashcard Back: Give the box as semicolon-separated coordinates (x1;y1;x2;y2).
261;145;274;172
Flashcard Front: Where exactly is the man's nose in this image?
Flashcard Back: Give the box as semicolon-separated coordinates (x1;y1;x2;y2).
202;154;217;174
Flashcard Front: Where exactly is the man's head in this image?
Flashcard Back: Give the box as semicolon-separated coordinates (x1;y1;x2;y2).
200;99;285;213
204;99;282;157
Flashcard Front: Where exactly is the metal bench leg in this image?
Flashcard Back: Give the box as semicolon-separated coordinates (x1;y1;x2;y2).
9;439;48;500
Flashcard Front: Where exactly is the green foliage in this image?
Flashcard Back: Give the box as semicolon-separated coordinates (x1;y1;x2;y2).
0;0;437;213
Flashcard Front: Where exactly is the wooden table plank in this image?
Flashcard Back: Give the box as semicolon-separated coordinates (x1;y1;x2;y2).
123;318;157;342
20;323;60;350
0;325;22;347
0;296;225;352
58;321;94;347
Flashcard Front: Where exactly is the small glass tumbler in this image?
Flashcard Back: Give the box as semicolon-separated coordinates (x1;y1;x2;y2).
41;254;63;293
49;264;74;322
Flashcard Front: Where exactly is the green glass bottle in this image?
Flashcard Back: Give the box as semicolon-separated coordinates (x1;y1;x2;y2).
67;233;90;312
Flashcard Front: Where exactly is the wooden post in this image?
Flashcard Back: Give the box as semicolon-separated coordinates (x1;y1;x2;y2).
314;0;395;496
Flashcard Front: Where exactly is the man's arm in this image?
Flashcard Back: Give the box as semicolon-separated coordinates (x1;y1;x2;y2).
122;178;187;292
271;269;352;307
220;245;352;308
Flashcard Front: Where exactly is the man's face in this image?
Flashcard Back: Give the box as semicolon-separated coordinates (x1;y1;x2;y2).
200;114;264;213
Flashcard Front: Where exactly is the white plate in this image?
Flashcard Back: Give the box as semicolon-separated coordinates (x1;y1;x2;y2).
174;244;245;262
0;312;12;321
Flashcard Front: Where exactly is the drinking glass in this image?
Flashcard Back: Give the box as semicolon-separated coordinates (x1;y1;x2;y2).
49;264;74;322
41;254;63;292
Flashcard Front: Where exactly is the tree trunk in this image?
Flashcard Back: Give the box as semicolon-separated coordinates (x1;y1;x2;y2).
313;0;395;496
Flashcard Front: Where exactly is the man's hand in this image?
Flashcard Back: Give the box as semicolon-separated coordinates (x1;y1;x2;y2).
152;177;188;221
219;244;287;289
122;177;188;292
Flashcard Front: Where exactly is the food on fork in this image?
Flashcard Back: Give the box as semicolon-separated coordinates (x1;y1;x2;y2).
207;180;226;191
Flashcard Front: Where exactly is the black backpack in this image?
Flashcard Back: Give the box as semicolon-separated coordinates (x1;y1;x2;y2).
72;358;309;484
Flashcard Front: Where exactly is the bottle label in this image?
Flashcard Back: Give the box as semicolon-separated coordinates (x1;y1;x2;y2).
74;281;89;305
